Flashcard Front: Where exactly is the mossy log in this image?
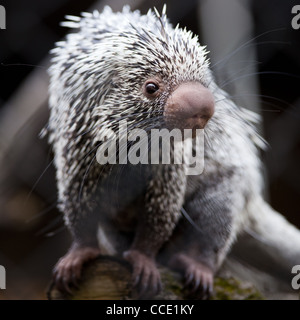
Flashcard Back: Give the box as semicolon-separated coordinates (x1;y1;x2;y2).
47;256;263;300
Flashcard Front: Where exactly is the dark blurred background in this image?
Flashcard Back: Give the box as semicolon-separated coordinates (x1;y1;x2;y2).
0;0;299;299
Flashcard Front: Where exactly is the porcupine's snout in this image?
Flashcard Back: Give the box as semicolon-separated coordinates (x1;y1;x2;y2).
164;82;214;135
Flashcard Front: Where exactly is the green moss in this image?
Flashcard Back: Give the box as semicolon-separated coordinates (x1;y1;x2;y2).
160;265;264;300
212;277;264;300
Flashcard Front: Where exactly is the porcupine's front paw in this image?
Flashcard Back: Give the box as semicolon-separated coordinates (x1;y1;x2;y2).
123;249;162;298
169;253;214;299
53;246;101;294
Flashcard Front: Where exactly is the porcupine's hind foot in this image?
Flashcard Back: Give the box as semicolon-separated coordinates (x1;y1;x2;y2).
169;253;214;299
53;245;101;294
123;249;162;299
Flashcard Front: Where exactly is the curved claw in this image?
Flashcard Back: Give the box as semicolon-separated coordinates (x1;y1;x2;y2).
53;246;101;294
190;270;201;293
185;272;194;287
184;266;213;299
170;253;214;300
123;249;162;298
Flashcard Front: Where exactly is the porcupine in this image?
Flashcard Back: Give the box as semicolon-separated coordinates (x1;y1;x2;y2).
46;5;300;298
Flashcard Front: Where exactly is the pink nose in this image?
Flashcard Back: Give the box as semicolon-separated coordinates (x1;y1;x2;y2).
164;82;215;131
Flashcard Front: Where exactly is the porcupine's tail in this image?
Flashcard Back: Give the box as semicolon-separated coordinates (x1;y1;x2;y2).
227;195;300;296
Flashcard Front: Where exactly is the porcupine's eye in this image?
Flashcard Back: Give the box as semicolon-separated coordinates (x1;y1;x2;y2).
144;80;160;98
146;82;159;94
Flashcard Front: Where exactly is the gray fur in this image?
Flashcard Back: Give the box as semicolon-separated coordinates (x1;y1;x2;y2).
47;6;300;293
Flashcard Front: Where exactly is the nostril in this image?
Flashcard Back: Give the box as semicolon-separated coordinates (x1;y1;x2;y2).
192;113;211;120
